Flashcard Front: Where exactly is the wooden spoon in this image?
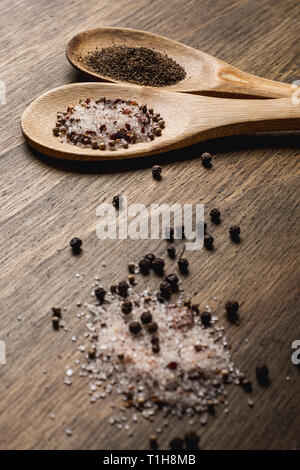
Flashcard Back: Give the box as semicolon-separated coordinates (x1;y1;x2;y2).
21;82;300;161
66;27;295;99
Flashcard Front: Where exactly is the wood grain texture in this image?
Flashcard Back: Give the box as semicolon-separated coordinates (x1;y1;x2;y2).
0;0;299;450
66;27;296;98
21;82;300;161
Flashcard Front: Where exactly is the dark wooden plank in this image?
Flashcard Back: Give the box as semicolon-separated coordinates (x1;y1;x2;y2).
0;0;299;450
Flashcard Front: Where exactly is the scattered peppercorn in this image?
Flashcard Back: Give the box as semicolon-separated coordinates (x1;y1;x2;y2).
147;322;158;334
165;227;174;242
52;316;60;330
225;300;239;323
240;378;252;393
157;292;165;303
159;281;172;300
184;431;200;450
112;195;121;209
167;361;178;370
129;321;142;335
128;262;135;273
204;234;214;250
121;300;132;314
201;152;212;168
229;225;241;241
151;335;159;345
118;281;129;297
139;258;151;274
152;344;160;354
149;434;158;450
165;273;179;292
167;246;176;259
128;274;135;285
70;237;82;254
88;347;96;359
152;164;162;180
169;437;184;450
201;311;212;327
51;307;61;318
256;364;270;387
141;311;152;324
210;208;221;224
95;287;106;304
152;258;165;275
144;253;155;265
178;257;189;274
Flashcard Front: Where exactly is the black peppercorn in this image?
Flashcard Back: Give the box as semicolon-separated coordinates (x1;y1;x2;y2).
151;335;159;345
144;253;155;265
149;434;158;450
147;322;158;334
152;164;162;180
159;281;172;300
51;307;61;318
204;234;214;250
169;437;184;450
95;287;106;304
225;300;239;323
112;195;121;209
178;258;189;274
152;344;160;353
121;300;132;314
152;258;165;275
201;152;212;168
139;258;151;274
52;316;60;330
129;321;142;335
240;378;252;393
210;208;221;224
229;225;241;241
184;431;200;450
156;292;165;303
165;227;174;242
118;281;129;297
256;364;270;387
141;311;152;324
70;237;82;254
165;273;179;292
201;311;211;327
167;246;176;259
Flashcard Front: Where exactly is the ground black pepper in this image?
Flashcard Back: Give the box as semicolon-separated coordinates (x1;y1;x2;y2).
83;46;186;87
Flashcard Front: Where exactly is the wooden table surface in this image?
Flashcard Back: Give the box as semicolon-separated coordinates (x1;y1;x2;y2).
0;0;299;450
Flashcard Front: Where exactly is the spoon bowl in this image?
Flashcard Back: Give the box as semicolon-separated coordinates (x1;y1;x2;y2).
66;27;295;99
21;82;300;161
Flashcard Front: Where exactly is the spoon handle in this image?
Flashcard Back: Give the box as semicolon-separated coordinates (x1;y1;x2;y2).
214;63;295;99
191;96;300;142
